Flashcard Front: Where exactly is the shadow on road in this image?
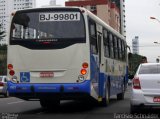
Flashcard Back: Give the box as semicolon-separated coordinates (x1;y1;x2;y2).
131;107;160;115
45;101;98;114
21;98;119;114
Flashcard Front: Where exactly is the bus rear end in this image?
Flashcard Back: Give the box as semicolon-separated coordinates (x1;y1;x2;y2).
7;8;91;105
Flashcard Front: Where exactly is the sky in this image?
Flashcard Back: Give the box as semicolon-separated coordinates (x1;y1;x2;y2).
125;0;160;63
36;0;160;63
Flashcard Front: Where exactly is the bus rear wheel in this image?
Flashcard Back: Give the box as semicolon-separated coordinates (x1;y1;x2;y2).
117;83;125;100
40;99;60;109
100;83;110;107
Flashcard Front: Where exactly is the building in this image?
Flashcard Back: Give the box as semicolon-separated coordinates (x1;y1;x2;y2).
0;0;36;45
119;0;126;37
65;0;126;37
132;36;139;55
41;0;61;7
49;0;56;6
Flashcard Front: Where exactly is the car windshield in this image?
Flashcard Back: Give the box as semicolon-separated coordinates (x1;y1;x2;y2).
139;65;160;74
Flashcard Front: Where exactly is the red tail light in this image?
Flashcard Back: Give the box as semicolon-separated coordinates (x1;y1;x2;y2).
81;69;87;75
133;77;141;89
0;82;4;86
8;64;13;70
9;70;15;76
82;62;88;68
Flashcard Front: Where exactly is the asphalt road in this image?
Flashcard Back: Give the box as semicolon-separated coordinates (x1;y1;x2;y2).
0;86;159;119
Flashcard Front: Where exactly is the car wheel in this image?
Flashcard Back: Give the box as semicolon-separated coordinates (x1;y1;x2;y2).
117;83;125;100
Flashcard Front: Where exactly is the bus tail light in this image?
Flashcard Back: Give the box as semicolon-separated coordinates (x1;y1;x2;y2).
80;62;88;75
82;62;88;68
8;64;13;70
8;64;16;77
8;64;18;83
9;70;15;76
77;62;88;82
81;69;87;75
133;77;141;89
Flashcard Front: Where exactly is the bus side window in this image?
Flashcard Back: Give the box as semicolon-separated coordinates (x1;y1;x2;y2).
109;33;114;59
103;29;110;57
125;42;127;61
113;36;118;59
121;41;126;61
118;39;122;60
89;20;98;54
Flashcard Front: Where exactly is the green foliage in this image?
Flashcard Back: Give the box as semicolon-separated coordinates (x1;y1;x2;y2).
128;53;146;75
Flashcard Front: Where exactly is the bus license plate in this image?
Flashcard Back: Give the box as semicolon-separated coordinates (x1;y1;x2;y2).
153;97;160;102
40;72;54;78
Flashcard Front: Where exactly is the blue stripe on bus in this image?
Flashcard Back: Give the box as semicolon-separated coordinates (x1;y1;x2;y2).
98;73;125;98
90;54;99;95
110;75;124;96
98;73;106;97
7;80;91;94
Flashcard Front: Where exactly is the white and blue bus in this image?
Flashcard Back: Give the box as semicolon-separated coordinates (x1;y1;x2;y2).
7;7;128;107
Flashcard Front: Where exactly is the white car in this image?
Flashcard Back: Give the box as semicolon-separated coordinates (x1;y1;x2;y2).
0;76;9;97
130;63;160;113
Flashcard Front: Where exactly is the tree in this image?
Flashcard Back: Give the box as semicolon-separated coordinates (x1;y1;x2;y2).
0;24;5;41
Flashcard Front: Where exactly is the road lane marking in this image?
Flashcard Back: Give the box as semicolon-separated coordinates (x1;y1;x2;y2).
7;101;24;105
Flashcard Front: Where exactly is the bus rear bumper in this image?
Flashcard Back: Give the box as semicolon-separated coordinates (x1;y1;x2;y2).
7;80;91;100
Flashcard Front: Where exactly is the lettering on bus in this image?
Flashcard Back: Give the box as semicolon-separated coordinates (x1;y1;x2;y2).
40;72;54;78
39;12;80;22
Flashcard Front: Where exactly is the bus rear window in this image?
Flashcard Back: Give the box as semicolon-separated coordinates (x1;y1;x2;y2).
10;9;86;49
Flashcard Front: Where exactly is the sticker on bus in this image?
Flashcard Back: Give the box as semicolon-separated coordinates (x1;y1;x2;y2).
40;72;54;78
20;72;30;82
39;12;80;22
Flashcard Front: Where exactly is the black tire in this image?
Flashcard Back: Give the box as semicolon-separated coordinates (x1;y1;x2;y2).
40;99;60;109
117;83;125;100
130;104;138;114
100;82;110;107
4;91;9;98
